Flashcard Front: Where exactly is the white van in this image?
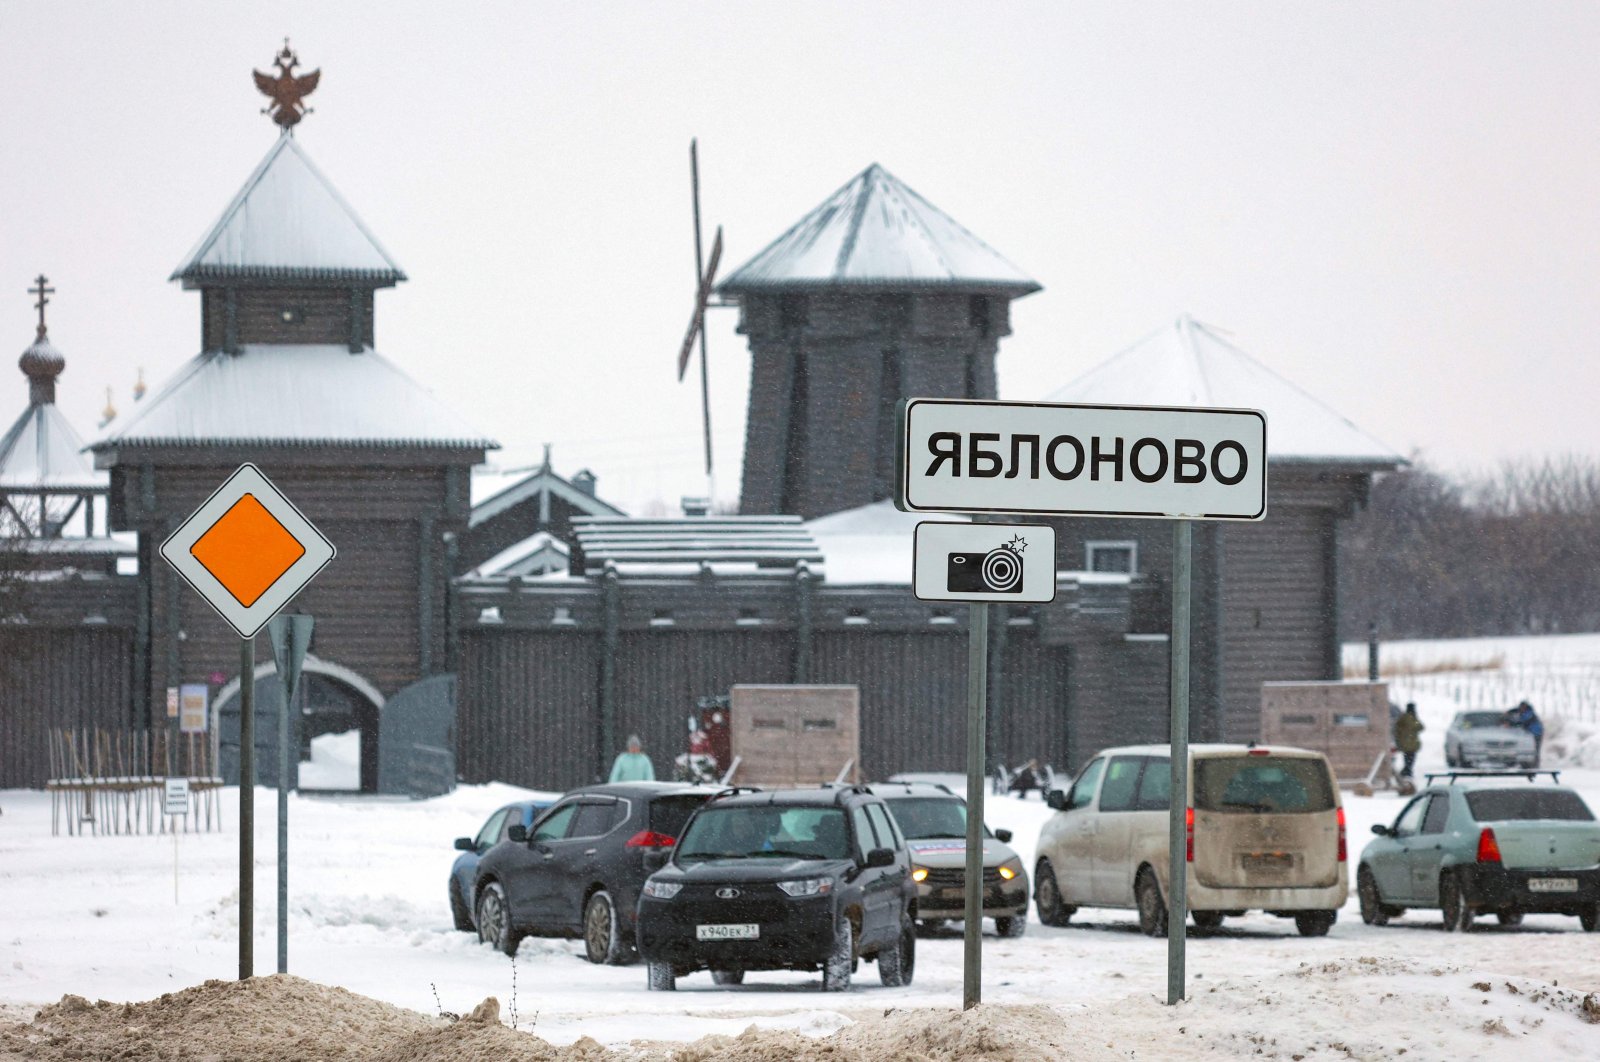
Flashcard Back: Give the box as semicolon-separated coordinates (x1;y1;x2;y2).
1032;744;1348;937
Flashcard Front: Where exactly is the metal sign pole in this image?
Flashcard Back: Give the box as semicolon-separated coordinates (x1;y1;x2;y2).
1167;519;1192;1005
962;602;989;1010
239;636;255;980
269;614;313;976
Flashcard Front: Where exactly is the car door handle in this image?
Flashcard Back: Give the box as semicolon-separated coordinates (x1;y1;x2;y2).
542;851;555;860
583;848;597;856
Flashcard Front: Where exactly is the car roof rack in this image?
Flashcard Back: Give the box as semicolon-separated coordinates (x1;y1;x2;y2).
709;785;764;800
1424;769;1562;786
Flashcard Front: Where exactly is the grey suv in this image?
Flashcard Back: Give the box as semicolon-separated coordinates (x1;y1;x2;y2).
635;786;916;991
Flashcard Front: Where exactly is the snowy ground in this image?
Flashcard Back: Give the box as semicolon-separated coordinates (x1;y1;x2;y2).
2;633;1598;1057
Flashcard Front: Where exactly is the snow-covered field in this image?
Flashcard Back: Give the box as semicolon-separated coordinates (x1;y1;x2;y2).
2;633;1598;1058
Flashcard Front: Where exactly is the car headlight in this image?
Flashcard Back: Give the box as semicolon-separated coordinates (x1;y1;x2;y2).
776;877;833;898
996;858;1023;881
911;866;929;882
642;880;682;899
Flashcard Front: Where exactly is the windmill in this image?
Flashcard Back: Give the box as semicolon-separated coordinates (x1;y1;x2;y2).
676;139;726;507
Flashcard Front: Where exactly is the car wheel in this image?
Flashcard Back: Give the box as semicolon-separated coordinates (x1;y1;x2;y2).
1034;861;1075;927
1294;910;1336;937
1496;909;1524;927
995;914;1027;938
475;880;520;957
821;920;853;992
646;961;676;991
1191;911;1224;932
711;969;744;986
449;878;475;932
1440;871;1472;932
1135;868;1167;938
1358;867;1389;927
583;889;630;965
1579;904;1598;933
878;918;915;986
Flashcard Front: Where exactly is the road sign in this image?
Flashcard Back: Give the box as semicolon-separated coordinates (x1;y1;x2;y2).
912;522;1057;604
164;777;190;816
159;464;335;639
179;684;209;734
898;398;1267;520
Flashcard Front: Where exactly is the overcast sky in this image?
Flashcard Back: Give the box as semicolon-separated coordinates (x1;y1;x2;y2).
5;3;1599;510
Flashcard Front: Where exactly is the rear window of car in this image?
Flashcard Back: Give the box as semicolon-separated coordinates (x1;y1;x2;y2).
1455;712;1507;730
649;794;709;839
1466;789;1595;822
1194;756;1335;814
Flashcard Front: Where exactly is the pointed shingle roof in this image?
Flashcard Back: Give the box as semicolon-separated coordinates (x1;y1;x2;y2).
1046;316;1403;467
91;345;495;451
171;134;405;284
2;334;105;491
719;164;1039;295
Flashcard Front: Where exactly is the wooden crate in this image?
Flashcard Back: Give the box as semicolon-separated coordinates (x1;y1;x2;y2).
1261;681;1390;783
729;685;860;787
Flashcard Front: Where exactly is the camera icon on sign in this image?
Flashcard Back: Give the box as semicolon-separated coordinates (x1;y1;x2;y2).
946;536;1026;594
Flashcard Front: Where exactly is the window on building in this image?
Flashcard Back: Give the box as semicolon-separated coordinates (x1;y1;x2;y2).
1086;540;1137;574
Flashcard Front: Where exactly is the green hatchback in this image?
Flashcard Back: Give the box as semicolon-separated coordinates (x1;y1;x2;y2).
1357;771;1600;932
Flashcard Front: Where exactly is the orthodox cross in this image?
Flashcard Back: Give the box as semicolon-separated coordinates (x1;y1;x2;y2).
253;39;320;130
29;274;54;338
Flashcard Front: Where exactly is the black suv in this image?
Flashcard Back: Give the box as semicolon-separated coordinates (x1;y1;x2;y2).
634;786;916;991
473;782;715;963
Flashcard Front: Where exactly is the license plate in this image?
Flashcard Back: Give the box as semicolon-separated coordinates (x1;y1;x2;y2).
1243;853;1293;872
1528;877;1578;893
696;923;759;940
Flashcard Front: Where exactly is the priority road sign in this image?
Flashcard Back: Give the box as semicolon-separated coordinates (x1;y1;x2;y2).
159;464;335;639
912;522;1057;604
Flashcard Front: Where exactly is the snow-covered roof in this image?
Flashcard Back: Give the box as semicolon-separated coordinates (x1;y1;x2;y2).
719;164;1040;295
0;401;106;491
470;464;624;528
1045;316;1404;466
465;531;570;578
91;345;497;450
171;134;405;284
807;500;968;585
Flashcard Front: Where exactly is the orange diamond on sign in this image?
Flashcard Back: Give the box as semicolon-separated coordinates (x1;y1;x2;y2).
189;493;306;608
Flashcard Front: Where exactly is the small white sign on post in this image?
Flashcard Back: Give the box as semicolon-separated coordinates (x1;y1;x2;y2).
164;777;190;816
898;398;1267;521
912;522;1057;604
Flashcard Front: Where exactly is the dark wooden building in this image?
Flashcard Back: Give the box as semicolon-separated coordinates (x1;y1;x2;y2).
85;131;495;789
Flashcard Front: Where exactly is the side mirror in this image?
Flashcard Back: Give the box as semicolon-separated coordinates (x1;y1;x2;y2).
993;828;1013;844
865;847;895;869
1046;790;1069;811
1370;824;1389;837
454;837;475;852
507;824;528;843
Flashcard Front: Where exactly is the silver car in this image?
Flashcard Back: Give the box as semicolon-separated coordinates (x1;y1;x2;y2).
1445;711;1536;769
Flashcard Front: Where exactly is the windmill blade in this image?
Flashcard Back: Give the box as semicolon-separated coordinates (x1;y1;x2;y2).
677;226;723;381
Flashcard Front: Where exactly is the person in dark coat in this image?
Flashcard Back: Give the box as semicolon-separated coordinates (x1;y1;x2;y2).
1393;703;1424;779
1504;701;1545;766
1008;759;1042;799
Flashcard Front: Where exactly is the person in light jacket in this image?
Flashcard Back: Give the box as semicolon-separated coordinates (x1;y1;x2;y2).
609;734;656;782
1393;703;1424;779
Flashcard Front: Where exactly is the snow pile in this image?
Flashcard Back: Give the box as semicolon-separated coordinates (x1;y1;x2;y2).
5;960;1596;1061
299;729;361;790
1544;715;1600;768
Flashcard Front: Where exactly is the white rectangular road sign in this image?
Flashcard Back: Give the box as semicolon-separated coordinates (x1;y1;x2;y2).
913;522;1057;604
898;399;1267;520
164;777;190;816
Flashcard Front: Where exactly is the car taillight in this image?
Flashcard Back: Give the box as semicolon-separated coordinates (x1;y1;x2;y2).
626;830;676;848
1336;807;1347;862
1185;806;1195;863
1476;827;1501;864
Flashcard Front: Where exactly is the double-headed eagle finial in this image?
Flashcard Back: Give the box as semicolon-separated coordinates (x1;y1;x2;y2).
254;38;320;130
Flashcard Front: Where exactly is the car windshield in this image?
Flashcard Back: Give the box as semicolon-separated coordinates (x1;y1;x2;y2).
885;797;976;840
1194;756;1336;814
676;806;850;863
1465;789;1595;822
1455;712;1507;730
